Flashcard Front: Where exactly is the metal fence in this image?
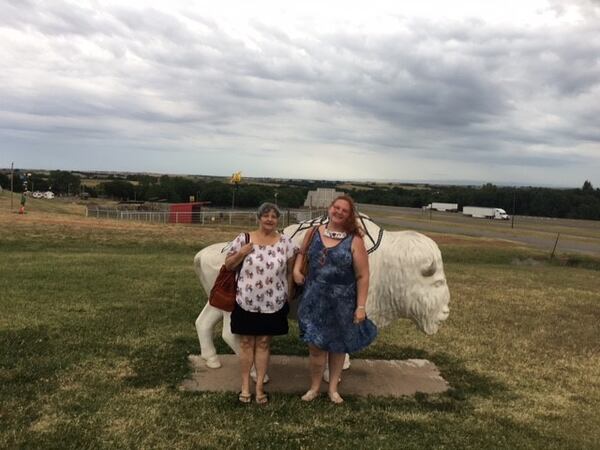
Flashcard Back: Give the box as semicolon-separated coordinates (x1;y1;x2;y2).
85;207;327;228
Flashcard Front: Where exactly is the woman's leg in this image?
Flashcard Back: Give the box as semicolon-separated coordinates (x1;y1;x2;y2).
302;344;326;400
327;352;346;403
253;335;272;401
239;335;255;397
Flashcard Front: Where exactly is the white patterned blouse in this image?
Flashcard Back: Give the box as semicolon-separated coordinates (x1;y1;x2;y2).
227;233;299;313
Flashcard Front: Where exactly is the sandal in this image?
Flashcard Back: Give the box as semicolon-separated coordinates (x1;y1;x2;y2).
238;392;252;404
328;391;344;404
255;392;270;405
301;390;320;402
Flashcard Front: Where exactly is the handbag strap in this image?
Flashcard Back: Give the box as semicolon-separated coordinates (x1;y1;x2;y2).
236;232;250;276
300;226;318;256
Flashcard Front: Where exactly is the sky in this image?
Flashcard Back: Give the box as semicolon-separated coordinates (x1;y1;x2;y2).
1;0;600;187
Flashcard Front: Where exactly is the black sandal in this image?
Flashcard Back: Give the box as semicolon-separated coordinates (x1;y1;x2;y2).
238;392;252;404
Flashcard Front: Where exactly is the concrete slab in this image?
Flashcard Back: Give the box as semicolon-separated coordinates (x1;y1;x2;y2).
180;355;449;397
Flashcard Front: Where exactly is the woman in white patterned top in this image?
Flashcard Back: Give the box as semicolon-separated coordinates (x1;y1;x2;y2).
225;202;298;404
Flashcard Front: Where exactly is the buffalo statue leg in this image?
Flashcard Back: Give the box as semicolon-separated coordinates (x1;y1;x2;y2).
195;304;226;368
323;353;351;382
221;310;240;355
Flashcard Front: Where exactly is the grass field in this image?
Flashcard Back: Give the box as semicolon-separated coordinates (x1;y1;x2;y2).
1;192;599;449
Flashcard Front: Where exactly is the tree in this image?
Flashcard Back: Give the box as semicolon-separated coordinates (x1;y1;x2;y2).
582;180;594;192
0;173;9;189
100;180;135;201
29;172;49;191
48;170;81;195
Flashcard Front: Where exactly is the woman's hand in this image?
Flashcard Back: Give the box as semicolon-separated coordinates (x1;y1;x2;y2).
353;307;366;324
293;270;305;285
239;242;254;257
225;240;253;270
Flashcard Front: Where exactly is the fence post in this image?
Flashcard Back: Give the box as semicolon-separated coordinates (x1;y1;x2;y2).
550;233;560;259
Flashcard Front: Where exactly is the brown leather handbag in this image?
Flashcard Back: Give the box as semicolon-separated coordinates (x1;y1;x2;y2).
208;233;249;312
289;226;318;319
299;226;318;279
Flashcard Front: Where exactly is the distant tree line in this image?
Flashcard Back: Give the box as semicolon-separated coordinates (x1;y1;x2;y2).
1;170;599;220
346;181;600;220
0;170;81;195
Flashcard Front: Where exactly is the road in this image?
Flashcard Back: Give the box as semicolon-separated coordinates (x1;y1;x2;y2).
358;204;600;257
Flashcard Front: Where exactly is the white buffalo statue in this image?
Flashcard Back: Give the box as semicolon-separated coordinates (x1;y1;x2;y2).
193;216;450;369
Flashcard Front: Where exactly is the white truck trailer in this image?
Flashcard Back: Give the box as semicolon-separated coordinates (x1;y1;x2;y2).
423;202;459;212
462;206;509;220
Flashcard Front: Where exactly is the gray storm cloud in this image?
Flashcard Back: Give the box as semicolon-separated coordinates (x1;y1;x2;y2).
1;0;599;185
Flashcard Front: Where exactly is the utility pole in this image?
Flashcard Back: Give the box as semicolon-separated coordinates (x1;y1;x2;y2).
429;196;433;220
511;190;516;229
230;171;242;210
10;162;14;210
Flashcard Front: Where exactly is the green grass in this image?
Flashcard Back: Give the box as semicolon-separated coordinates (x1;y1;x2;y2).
1;207;600;449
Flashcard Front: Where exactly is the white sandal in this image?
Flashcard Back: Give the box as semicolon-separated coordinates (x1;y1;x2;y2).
328;391;344;404
301;390;320;402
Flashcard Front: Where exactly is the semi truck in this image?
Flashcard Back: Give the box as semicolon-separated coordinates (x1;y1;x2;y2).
423;202;459;212
462;206;510;220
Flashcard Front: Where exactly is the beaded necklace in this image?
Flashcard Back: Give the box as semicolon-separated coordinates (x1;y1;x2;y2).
323;225;347;240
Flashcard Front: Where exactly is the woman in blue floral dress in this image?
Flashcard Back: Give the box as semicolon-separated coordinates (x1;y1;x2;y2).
293;195;377;404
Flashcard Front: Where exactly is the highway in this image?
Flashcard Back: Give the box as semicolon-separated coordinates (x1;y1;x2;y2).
358;204;600;257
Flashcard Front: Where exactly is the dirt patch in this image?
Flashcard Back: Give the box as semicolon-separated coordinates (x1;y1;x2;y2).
29;413;64;433
511;257;546;267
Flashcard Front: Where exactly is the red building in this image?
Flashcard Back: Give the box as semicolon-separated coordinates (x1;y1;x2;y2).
169;202;210;224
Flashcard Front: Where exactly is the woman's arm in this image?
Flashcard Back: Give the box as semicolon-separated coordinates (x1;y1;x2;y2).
224;235;253;271
292;227;318;285
286;257;295;300
352;235;369;323
292;251;305;285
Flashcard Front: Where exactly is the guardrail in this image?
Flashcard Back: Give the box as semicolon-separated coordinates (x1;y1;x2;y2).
85;208;327;228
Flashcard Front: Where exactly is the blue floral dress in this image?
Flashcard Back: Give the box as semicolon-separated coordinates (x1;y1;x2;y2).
298;231;377;353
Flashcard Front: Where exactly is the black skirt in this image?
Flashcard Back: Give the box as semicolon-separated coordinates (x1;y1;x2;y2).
230;302;289;336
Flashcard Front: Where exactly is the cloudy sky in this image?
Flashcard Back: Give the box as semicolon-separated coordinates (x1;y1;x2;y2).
1;0;600;187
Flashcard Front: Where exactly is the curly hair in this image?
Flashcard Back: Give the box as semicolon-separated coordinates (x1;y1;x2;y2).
329;194;363;237
256;202;281;218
